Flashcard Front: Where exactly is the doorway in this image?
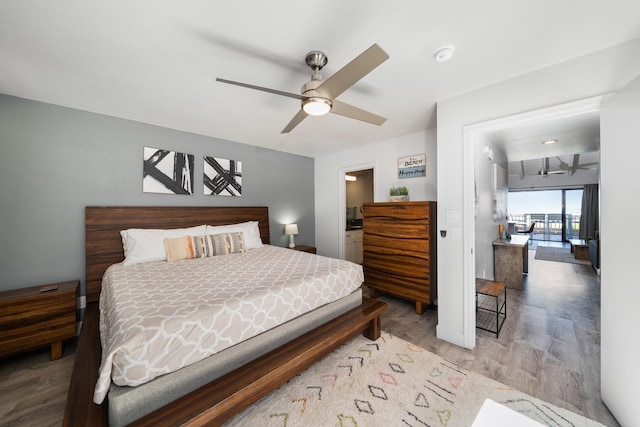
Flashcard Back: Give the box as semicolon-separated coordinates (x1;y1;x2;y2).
344;169;373;264
462;95;604;349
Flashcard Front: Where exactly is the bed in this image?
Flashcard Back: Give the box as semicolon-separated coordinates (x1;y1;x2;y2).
63;206;387;426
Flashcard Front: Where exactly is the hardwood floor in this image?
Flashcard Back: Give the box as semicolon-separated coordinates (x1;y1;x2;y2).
374;244;618;426
0;245;617;426
0;340;76;426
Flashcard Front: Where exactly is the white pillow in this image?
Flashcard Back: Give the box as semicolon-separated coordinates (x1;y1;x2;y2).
120;225;207;265
205;221;263;249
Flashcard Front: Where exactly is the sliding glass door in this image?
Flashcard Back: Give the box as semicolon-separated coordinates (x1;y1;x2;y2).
564;189;583;240
508;188;583;242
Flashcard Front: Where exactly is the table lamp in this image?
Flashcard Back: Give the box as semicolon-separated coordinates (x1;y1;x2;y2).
284;224;299;248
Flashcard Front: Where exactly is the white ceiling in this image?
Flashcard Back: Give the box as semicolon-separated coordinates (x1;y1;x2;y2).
486;109;601;178
1;1;640;158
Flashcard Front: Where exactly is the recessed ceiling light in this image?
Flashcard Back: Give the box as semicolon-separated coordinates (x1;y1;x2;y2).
542;139;558;145
434;45;455;63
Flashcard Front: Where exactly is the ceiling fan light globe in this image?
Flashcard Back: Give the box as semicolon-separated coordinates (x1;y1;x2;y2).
302;97;332;116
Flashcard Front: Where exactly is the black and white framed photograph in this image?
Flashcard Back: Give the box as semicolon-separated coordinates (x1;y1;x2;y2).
204;156;242;196
143;146;194;195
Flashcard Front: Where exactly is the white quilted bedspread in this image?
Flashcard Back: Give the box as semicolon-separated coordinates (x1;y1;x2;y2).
93;245;363;404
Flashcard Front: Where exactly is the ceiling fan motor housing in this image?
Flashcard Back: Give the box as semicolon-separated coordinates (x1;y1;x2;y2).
301;79;332;115
301;79;326;97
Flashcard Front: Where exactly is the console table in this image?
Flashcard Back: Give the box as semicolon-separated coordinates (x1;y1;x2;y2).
492;235;529;289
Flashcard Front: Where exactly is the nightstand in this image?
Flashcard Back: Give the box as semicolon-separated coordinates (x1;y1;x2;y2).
290;245;317;254
0;280;78;360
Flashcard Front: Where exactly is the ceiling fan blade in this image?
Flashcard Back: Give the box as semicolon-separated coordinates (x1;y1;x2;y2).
281;109;308;133
317;44;389;99
570;153;580;175
578;162;599;168
216;78;303;100
331;100;386;125
555;156;570;170
547;170;565;174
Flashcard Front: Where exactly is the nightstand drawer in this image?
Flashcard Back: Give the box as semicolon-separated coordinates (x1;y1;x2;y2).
290;245;317;254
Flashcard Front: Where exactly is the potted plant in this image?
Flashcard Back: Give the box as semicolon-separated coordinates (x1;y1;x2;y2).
389;186;409;202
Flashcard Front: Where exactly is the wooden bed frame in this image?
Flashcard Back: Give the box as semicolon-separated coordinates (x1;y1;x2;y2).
63;206;387;426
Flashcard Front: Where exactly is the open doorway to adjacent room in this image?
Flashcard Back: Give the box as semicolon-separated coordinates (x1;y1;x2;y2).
462;95;603;350
343;168;373;264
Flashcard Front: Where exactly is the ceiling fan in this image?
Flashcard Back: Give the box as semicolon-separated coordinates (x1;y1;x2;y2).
216;44;389;133
538;158;565;176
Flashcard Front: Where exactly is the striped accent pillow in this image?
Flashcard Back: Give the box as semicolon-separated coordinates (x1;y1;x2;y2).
164;232;246;262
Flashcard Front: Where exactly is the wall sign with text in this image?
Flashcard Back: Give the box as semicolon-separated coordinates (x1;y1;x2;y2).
398;154;426;179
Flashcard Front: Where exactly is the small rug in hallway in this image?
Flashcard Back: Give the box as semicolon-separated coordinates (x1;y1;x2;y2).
535;246;592;265
224;333;603;426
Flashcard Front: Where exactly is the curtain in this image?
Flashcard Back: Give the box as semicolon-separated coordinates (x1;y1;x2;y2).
579;184;599;239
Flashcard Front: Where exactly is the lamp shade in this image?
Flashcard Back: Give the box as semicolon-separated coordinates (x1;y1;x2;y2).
284;224;299;235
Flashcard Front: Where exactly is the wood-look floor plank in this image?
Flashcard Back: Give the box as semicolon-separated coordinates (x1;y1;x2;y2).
0;340;75;427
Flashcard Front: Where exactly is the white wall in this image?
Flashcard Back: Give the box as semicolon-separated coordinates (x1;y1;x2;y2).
599;73;640;425
315;129;437;259
475;138;508;280
436;38;640;348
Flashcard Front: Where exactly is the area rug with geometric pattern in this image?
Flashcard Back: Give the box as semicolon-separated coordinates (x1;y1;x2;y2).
224;332;603;426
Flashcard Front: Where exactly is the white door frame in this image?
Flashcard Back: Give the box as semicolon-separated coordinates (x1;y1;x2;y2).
461;95;605;348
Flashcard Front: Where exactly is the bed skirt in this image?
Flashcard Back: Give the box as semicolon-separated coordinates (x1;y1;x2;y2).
108;289;363;426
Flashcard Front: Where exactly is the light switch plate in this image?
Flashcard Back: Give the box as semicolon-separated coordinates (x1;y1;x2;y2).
446;209;461;223
451;227;461;239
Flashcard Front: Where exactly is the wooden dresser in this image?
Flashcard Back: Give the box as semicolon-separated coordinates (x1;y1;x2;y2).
363;201;437;314
0;280;78;360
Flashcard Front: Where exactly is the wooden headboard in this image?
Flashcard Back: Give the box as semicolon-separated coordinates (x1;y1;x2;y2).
85;206;270;303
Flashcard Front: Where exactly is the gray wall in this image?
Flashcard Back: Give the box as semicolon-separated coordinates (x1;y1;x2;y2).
0;94;315;295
